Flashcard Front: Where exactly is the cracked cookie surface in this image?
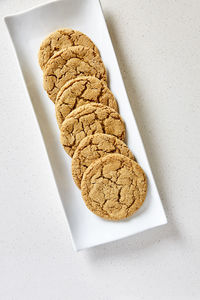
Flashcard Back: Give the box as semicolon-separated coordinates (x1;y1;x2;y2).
55;76;118;128
38;28;99;70
72;133;135;188
81;154;147;221
43;46;107;103
60;103;126;157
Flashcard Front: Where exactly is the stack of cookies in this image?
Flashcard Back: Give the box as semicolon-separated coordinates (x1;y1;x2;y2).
38;28;147;221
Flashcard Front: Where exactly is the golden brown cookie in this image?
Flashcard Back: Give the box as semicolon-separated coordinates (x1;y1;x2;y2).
55;76;118;128
72;133;135;188
60;103;126;157
81;154;147;221
43;46;107;103
38;28;99;70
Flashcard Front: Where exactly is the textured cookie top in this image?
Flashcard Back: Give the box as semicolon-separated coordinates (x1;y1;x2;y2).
38;28;99;70
43;46;107;102
60;103;126;157
72;133;135;188
55;76;118;128
81;154;147;221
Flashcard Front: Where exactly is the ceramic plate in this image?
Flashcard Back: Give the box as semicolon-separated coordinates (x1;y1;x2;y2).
4;0;167;251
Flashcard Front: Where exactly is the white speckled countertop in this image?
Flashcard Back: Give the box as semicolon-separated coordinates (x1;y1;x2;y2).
0;1;200;299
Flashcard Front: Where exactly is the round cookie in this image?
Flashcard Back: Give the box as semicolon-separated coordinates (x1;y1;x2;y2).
43;46;107;103
55;76;118;128
38;28;99;70
72;133;135;188
60;103;126;157
81;153;147;221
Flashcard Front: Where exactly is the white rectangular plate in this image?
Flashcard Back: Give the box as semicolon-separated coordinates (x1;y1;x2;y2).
5;0;167;251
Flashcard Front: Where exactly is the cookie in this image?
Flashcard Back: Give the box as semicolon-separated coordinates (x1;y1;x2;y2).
38;28;99;70
43;46;107;103
72;133;135;188
55;76;118;128
81;154;147;221
60;103;126;157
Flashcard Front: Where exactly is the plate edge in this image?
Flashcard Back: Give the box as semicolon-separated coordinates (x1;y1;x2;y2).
3;0;61;21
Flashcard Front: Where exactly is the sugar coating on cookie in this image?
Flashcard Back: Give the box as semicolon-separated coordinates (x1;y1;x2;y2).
55;76;118;128
60;103;126;157
81;153;147;221
38;28;99;70
72;133;135;188
43;46;107;103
